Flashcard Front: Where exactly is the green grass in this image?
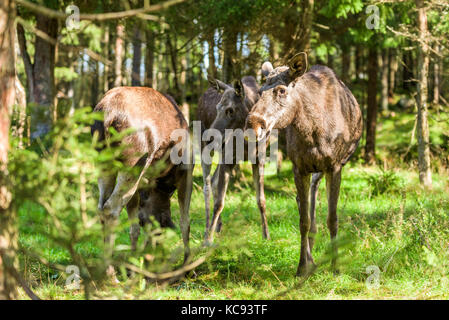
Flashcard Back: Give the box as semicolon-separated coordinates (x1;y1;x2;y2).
16;112;449;300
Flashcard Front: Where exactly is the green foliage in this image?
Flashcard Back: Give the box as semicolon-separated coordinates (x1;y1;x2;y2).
365;169;403;197
55;67;79;82
319;0;364;19
314;42;337;62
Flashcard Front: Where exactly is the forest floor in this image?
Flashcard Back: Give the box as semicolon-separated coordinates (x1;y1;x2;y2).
16;111;449;300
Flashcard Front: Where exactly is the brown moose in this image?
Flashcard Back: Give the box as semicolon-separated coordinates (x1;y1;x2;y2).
246;53;363;276
197;75;270;243
91;87;193;271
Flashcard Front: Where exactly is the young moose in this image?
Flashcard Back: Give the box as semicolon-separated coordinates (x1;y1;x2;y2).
92;87;193;268
246;53;363;276
197;76;270;242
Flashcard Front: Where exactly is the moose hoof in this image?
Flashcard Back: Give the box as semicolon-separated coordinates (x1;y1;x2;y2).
106;265;120;285
296;262;316;278
203;238;213;247
263;231;271;241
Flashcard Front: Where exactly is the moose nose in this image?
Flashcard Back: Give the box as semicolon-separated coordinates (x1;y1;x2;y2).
245;115;267;141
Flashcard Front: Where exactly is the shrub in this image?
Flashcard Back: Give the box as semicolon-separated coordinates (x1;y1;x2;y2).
365;168;403;197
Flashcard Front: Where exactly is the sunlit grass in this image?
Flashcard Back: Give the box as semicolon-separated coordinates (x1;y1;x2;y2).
17;159;449;300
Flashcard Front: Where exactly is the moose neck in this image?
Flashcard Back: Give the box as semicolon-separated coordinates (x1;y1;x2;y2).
273;82;303;130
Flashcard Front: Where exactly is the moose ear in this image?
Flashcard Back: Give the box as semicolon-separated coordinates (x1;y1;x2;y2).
233;79;244;98
261;61;274;78
207;75;229;93
287;52;308;80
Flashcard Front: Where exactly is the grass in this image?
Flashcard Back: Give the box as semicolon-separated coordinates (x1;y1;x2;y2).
16;111;449;300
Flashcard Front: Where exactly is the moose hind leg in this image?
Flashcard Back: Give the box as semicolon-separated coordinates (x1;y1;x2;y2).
325;169;342;273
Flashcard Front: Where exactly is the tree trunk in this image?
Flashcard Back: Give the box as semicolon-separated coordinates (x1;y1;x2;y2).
16;23;33;103
433;44;440;105
268;35;279;64
103;24;110;93
114;23;125;88
415;0;432;188
0;0;18;300
156;37;164;90
341;48;350;84
355;45;363;83
198;42;204;96
166;33;180;95
91;61;99;108
388;48;397;98
364;47;378;165
12;76;26;149
180;46;189;124
77;57;86;109
22;14;57;139
402;48;414;92
131;26;142;86
207;33;217;78
67;51;75;116
223;28;237;83
327;52;334;70
284;0;314;60
380;50;389;112
144;29;155;88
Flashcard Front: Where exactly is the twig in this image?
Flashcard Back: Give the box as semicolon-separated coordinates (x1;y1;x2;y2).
122;255;207;281
16;0;184;22
386;26;444;57
4;261;41;300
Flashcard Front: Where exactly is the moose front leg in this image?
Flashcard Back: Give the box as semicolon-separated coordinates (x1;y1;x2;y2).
309;172;324;252
177;165;193;264
205;164;231;244
293;167;314;277
98;174;116;212
325;169;342;274
252;162;270;240
97;173;116;251
102;171;137;219
201;160;212;237
126;192;140;251
102;171;138;278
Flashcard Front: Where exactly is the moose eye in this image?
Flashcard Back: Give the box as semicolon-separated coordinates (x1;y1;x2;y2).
226;108;234;117
275;86;287;97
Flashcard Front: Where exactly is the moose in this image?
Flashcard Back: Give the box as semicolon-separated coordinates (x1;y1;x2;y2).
246;53;363;276
91;87;193;276
197;75;270;243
